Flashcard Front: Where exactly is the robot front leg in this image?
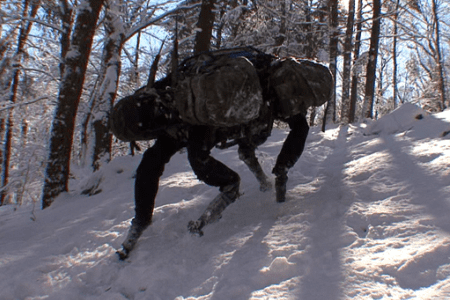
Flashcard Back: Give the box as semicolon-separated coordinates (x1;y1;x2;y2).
272;113;309;202
187;127;241;236
118;137;182;260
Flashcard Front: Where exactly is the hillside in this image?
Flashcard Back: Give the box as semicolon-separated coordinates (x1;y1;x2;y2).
1;103;450;300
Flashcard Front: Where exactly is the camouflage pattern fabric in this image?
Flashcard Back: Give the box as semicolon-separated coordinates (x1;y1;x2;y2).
269;58;333;119
175;54;263;127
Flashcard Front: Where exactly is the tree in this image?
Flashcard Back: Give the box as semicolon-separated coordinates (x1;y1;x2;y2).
91;1;126;171
431;0;447;110
322;0;338;131
194;0;217;54
348;0;363;123
41;0;105;209
362;0;381;119
340;0;355;124
58;0;73;79
1;0;40;205
391;0;400;109
395;0;448;112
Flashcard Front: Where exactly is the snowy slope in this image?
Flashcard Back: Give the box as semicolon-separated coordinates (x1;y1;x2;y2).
1;103;450;300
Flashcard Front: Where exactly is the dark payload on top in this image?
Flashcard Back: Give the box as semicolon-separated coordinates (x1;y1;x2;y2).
110;46;332;143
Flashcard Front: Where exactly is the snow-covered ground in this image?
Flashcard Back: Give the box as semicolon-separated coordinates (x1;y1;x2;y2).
1;103;450;300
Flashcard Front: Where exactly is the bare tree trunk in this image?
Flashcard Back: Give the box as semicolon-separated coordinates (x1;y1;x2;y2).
303;0;314;59
348;0;363;123
309;108;316;126
362;0;381;119
1;0;39;205
0;0;14;180
41;0;105;209
322;0;338;131
305;0;320;127
340;0;355;124
59;0;72;79
80;78;100;167
132;31;141;88
392;0;399;109
274;0;286;55
0;8;17;84
375;62;384;119
194;0;216;54
431;0;446;110
92;1;126;171
329;0;338;124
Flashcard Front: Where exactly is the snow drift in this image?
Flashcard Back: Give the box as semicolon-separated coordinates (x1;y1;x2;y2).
1;104;450;300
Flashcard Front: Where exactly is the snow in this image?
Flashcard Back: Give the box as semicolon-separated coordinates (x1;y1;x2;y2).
1;104;450;300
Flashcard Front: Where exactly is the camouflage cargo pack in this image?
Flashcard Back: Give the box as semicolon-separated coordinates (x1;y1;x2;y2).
174;51;264;127
269;58;333;118
109;92;178;142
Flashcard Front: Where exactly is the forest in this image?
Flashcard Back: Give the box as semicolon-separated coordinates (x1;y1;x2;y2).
0;0;449;208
